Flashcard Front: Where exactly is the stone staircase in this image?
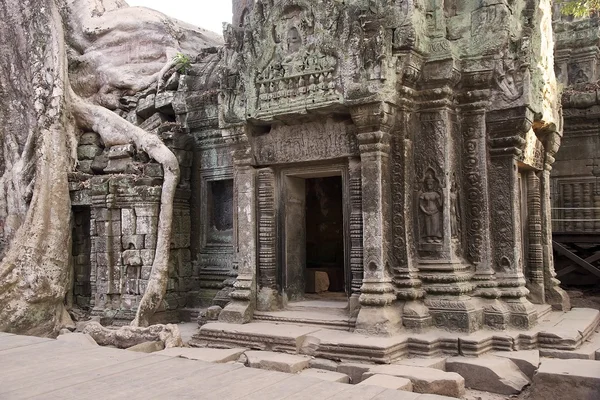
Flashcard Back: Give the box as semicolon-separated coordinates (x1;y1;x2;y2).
253;299;355;331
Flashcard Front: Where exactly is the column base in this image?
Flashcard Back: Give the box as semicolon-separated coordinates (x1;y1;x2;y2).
507;298;538;329
425;296;483;333
402;300;432;331
256;287;282;311
218;274;255;324
355;302;403;336
545;280;571;311
479;298;511;330
526;281;545;305
349;293;361;318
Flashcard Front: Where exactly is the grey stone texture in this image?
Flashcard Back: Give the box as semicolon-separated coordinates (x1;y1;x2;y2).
156;347;247;363
360;374;413;391
126;341;165;353
245;350;311;373
445;356;530;395
530;359;600;400
299;368;350;383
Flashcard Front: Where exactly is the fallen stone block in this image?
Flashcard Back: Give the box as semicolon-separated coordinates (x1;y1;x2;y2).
540;330;600;360
490;350;539;379
246;350;311;373
56;332;98;347
446;356;529;395
359;374;413;391
156;347;247;363
299;368;350;383
309;357;339;371
530;359;600;400
364;365;465;398
337;362;373;383
127;341;164;353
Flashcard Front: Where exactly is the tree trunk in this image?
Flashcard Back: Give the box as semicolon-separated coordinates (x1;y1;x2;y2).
0;0;220;336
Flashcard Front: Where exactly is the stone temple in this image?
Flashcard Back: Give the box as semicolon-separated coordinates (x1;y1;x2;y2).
69;0;576;336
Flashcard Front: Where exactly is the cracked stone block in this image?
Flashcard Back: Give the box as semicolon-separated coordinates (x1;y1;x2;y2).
530;359;600;400
359;374;413;391
445;356;529;395
364;365;465;398
79;132;102;146
56;333;98;347
137;94;156;119
77;144;103;160
491;350;539;379
396;357;447;371
337;362;372;384
299;368;350;383
126;341;164;353
155;91;176;115
309;358;339;372
157;347;246;363
246;350;311;373
108;144;135;159
139;112;167;131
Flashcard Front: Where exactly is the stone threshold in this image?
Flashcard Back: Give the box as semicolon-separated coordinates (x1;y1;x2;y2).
191;308;600;364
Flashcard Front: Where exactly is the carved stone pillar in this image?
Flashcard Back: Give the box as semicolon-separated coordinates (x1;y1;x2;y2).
348;157;364;316
538;129;571;311
460;107;507;329
350;102;402;336
487;110;537;329
219;136;257;323
256;167;279;311
415;106;481;333
526;171;545;304
392;105;428;330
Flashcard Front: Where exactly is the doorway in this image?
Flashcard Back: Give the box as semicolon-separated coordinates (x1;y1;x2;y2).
282;171;348;301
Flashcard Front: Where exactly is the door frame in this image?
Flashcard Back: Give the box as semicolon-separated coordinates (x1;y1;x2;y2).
277;162;350;303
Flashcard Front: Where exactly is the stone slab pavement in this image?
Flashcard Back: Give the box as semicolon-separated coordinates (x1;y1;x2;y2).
0;332;451;400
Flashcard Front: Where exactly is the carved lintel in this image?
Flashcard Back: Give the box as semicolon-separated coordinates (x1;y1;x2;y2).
350;102;396;135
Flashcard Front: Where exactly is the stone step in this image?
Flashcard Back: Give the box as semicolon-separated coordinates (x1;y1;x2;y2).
193;322;321;352
254;309;354;331
445;356;530;395
538;308;600;350
363;365;465;398
359;374;413;391
530;359;600;400
299;368;350;383
246;350;311;373
155;347;246;363
540;328;600;360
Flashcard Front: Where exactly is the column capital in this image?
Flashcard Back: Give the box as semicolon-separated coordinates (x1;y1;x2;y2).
349;101;397;134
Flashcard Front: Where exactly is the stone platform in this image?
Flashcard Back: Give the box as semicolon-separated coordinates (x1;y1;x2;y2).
192;308;600;364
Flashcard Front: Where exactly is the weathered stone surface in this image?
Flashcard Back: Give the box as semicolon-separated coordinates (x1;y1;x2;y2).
157;347;247;363
309;357;339;371
299;368;350;383
530;359;600;400
246;350;311;373
365;365;465;398
360;374;413;391
56;333;98;347
396;358;447;371
126;341;165;353
446;356;529;395
491;350;539;379
337;362;373;384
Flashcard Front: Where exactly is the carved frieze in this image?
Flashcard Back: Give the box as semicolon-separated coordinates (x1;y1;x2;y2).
253;120;358;165
417;168;444;249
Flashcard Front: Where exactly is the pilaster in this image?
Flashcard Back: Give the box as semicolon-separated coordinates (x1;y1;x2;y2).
348;157;364;316
350;102;402;336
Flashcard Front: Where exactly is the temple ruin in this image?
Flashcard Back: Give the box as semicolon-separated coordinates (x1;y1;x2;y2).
67;0;576;335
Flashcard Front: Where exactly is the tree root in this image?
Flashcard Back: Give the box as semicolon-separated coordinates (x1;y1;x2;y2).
70;89;180;328
81;321;182;349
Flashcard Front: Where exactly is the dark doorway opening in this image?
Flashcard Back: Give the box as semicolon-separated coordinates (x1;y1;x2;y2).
72;207;92;308
305;176;345;293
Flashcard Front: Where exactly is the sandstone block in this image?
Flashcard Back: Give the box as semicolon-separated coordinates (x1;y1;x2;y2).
126;341;164;353
446;356;529;395
77;144;103;160
337;362;372;383
157;347;247;363
359;374;413;391
491;350;539;379
56;333;98;347
79;132;102;146
530;359;600;400
155;91;175;114
365;365;465;398
136;94;156;118
246;350;311;373
299;368;350;383
309;357;339;371
396;357;447;371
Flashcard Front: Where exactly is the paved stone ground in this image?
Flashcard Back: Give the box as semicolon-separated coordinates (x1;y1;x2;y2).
0;332;450;400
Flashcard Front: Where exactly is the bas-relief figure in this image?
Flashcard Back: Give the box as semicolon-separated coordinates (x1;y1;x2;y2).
67;0;572;333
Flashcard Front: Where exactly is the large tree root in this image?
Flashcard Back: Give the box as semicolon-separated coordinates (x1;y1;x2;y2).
81;321;182;349
70;89;180;328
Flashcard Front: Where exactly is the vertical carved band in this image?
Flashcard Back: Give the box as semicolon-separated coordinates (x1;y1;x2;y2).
257;168;276;290
349;157;364;295
462;123;485;264
527;172;544;287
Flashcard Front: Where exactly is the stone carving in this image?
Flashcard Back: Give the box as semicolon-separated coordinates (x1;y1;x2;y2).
257;168;277;290
419;168;443;244
494;56;522;102
450;175;461;239
462;125;484;264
